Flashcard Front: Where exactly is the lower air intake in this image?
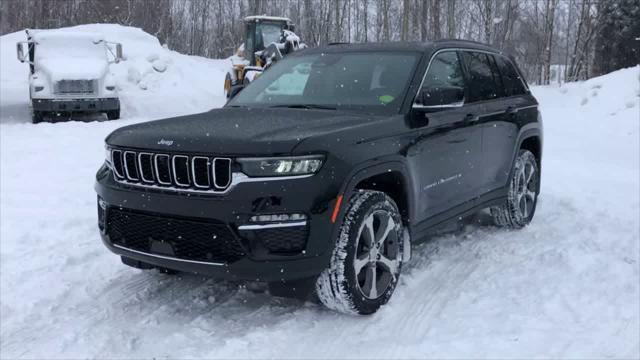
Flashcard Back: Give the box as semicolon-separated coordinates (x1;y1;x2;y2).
106;208;245;264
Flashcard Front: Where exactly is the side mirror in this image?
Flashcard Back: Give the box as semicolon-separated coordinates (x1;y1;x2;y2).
16;42;25;63
415;86;464;109
115;43;123;63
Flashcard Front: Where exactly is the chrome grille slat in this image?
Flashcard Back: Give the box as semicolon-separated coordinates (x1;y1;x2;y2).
138;152;155;183
110;149;232;193
111;149;125;178
172;155;190;187
213;158;232;189
123;151;139;181
191;156;211;189
154;154;172;185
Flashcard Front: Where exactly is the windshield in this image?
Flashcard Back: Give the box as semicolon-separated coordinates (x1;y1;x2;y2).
229;52;421;113
257;23;283;48
35;36;107;60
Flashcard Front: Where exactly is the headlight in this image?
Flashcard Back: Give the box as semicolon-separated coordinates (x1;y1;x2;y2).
238;155;324;177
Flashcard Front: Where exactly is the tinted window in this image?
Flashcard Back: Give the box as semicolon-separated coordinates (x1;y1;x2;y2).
421;51;465;90
460;51;500;102
495;56;527;96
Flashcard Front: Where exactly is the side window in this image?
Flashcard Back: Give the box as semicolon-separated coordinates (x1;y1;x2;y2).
495;56;527;97
421;51;465;90
460;51;500;102
417;51;465;105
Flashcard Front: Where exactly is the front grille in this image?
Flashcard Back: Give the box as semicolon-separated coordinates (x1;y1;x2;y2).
110;149;232;192
55;79;96;95
106;208;245;263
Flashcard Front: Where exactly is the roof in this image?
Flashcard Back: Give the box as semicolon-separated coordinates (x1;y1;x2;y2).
28;29;105;43
244;15;291;23
302;39;504;56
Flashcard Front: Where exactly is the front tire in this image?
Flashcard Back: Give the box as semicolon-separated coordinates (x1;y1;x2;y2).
315;190;404;315
491;149;540;228
106;108;120;120
32;110;44;124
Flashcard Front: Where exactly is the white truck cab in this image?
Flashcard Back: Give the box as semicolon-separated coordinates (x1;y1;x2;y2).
16;29;123;123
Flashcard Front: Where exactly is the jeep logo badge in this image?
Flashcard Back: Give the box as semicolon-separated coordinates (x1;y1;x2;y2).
157;139;174;146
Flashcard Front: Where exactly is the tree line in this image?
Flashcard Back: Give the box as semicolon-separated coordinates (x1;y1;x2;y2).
1;0;638;84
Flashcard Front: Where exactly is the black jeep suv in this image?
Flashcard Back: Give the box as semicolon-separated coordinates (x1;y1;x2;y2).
95;40;542;315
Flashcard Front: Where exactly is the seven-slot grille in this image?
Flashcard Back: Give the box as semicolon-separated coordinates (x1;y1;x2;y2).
55;79;96;95
110;149;232;192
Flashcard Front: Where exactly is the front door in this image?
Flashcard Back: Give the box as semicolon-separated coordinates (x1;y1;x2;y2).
407;50;484;221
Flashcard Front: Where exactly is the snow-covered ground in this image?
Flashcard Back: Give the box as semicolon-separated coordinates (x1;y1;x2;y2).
1;25;639;359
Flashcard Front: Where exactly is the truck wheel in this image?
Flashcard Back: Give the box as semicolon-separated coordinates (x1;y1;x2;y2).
106;108;120;120
491;149;540;228
32;111;44;124
315;190;404;315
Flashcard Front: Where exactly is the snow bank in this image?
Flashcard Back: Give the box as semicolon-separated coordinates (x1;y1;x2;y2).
0;23;638;358
0;24;228;123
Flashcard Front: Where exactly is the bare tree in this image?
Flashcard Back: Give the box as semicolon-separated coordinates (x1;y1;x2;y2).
541;0;557;84
431;0;441;39
446;0;456;38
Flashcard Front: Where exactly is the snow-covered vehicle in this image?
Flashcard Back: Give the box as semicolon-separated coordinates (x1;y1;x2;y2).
224;16;305;98
16;29;123;123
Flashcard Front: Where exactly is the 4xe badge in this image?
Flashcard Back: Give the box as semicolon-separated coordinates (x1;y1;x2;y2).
157;139;174;146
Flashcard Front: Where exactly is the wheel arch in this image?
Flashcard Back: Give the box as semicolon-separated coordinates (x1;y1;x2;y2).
511;127;543;193
337;160;415;230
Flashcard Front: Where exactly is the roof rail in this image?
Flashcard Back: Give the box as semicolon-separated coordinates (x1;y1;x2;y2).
328;42;350;46
434;38;490;46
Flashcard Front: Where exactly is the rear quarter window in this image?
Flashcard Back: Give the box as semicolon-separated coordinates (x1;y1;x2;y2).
495;56;527;97
459;51;502;102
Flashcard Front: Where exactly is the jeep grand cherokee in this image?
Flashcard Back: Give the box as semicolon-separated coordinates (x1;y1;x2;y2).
95;40;542;315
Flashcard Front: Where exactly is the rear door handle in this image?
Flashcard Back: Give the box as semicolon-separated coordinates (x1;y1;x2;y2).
464;113;480;123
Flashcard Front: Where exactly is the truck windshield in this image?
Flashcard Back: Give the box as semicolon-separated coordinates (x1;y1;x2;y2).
35;36;107;60
228;52;420;114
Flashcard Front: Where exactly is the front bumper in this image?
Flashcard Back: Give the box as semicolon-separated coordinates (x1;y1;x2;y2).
32;97;119;112
95;165;342;281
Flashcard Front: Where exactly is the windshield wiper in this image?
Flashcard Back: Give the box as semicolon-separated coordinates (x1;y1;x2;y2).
269;104;337;110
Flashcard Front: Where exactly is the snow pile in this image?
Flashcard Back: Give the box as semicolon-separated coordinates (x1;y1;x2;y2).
0;23;639;358
0;24;228;122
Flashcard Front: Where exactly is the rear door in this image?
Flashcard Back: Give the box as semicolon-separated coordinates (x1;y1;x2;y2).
482;55;532;192
458;50;511;195
408;50;484;221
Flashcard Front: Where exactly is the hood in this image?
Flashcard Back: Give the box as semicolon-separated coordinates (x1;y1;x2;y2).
37;57;109;82
106;107;383;155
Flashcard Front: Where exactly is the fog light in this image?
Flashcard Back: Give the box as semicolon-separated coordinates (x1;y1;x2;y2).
34;86;44;92
249;213;307;223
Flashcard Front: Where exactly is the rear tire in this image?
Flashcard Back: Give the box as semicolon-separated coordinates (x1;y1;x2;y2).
32;111;44;124
491;149;540;228
106;108;120;120
315;190;404;315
